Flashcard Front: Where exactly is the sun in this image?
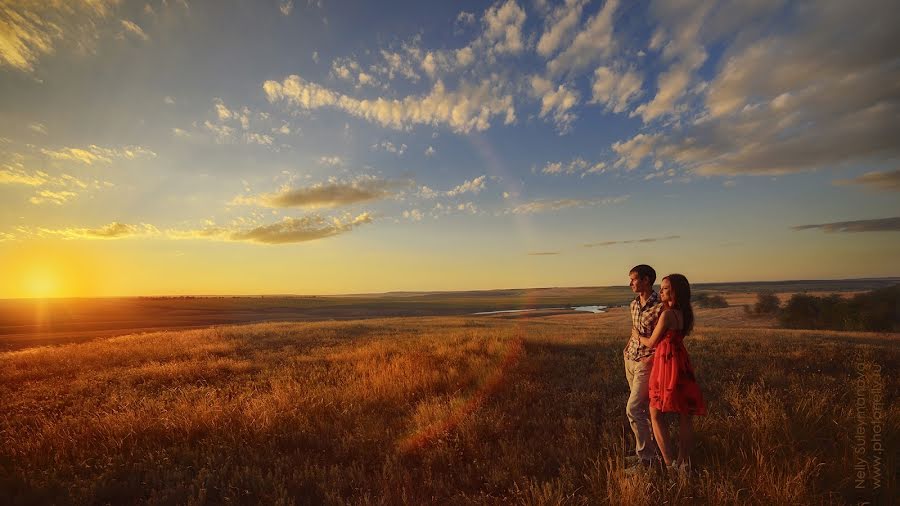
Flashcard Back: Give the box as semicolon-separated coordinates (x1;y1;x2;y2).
24;267;62;299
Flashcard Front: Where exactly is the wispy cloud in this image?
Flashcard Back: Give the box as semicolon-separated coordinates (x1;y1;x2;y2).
792;217;900;233
833;169;900;192
371;141;407;155
318;156;343;167
120;20;149;41
234;177;411;209
264;74;516;134
1;162;94;205
541;157;605;176
528;251;560;256
27;213;374;245
279;1;294;16
35;222;161;240
0;0;120;72
446;175;486;197
29;189;78;205
40;145;156;165
583;235;680;247
230;213;372;244
28;122;48;135
510;195;628;214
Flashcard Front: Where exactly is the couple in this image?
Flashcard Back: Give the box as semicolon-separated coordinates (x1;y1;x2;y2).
623;264;706;474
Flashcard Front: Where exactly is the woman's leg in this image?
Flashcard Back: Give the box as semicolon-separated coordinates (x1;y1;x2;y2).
677;413;693;466
650;407;672;465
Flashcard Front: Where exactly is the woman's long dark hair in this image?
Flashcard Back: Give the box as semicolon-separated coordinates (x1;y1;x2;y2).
664;274;694;335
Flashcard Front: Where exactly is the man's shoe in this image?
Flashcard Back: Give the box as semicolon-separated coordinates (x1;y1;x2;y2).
667;459;690;479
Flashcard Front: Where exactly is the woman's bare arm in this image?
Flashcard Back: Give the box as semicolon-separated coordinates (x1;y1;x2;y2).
640;310;672;348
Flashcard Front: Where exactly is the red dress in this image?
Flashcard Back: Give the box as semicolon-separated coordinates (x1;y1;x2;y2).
649;329;707;415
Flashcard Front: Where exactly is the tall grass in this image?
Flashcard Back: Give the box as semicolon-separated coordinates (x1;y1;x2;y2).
1;314;896;504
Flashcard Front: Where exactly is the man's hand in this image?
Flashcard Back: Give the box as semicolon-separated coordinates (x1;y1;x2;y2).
631;327;639;339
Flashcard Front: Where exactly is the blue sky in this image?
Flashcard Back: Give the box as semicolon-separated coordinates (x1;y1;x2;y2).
1;0;898;297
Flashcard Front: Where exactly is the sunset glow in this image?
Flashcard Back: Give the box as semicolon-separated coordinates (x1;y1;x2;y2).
1;0;897;298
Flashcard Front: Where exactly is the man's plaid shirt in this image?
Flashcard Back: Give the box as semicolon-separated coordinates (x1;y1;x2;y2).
624;291;663;361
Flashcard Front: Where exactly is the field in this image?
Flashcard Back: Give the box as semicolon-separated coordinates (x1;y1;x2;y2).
1;298;897;504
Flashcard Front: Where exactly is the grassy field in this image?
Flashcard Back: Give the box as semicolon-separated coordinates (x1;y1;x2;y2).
1;305;896;504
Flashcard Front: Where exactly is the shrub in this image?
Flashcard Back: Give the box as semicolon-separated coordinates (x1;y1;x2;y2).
695;293;729;308
752;293;781;315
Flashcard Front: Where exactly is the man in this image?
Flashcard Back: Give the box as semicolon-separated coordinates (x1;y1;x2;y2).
623;264;664;470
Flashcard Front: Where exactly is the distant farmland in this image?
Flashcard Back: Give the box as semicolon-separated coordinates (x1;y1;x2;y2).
2;278;896;351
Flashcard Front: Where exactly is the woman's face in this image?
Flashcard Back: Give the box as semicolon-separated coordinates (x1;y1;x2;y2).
660;278;674;305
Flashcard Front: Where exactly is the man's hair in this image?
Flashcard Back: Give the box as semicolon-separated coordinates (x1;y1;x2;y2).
629;264;656;285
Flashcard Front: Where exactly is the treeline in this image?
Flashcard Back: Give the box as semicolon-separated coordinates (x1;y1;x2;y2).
746;285;900;332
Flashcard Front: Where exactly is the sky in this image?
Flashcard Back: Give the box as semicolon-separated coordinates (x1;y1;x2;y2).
0;0;898;298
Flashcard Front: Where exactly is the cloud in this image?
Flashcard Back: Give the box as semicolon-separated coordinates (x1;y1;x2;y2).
163;96;176;105
547;0;619;76
198;99;283;146
791;217;900;233
331;56;379;88
120;20;149;41
536;0;588;57
279;1;294;16
371;141;407;155
541;157;606;176
40;145;156;165
583;235;680;247
29;189;78;205
611;133;659;170
833;169;900;192
425;146;436;157
510;195;628;214
482;0;527;55
617;0;900;176
456;11;476;26
0;0;120;72
531;75;579;133
235;177;410;209
590;66;643;114
318;156;343;167
0;166;48;186
36;222;160;239
1;158;93;204
446;175;487;197
377;48;421;82
403;209;424;221
528;251;560;256
229;213;373;244
28;122;48;135
264;74;516;133
631;0;711;122
30;214;374;245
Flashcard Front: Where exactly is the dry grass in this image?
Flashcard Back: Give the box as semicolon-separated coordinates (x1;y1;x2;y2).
1;309;897;505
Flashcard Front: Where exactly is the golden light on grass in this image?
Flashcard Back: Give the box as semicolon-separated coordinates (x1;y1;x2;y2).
1;311;897;503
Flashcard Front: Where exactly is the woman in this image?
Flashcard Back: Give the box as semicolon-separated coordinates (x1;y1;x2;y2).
639;274;706;472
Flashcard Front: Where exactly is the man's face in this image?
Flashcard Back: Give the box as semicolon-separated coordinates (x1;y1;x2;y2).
629;272;651;294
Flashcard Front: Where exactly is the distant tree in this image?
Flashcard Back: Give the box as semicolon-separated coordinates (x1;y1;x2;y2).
695;293;729;308
779;285;900;331
753;293;781;315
